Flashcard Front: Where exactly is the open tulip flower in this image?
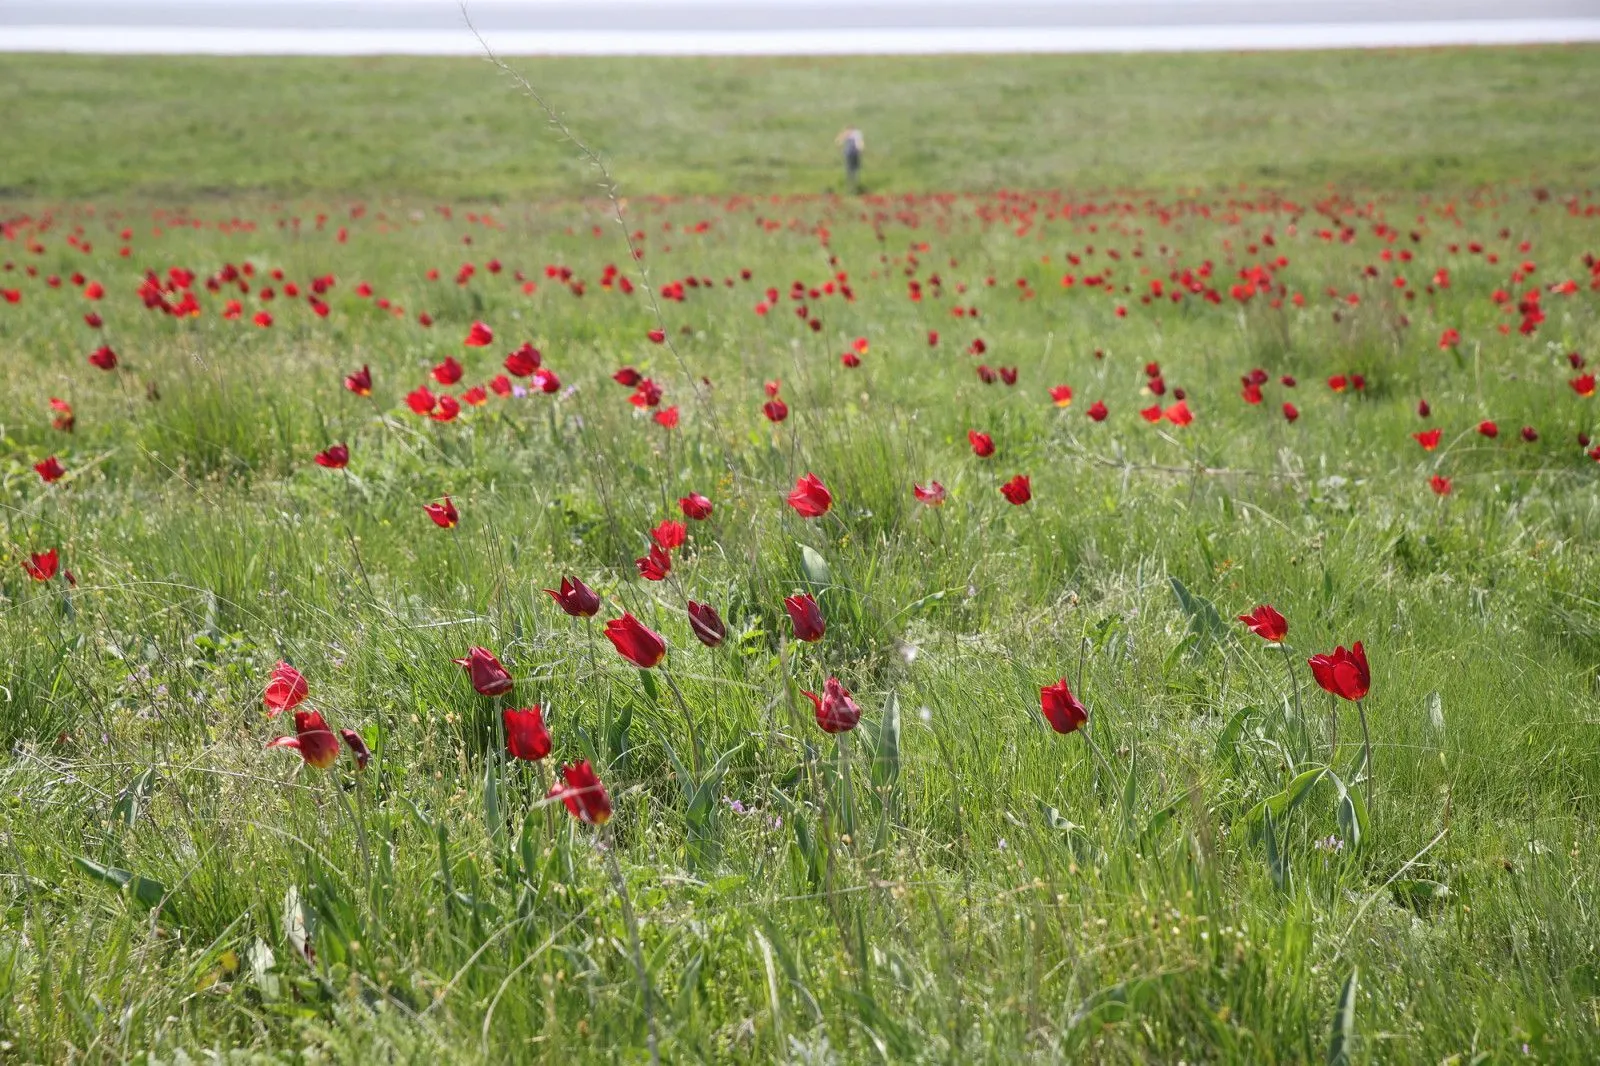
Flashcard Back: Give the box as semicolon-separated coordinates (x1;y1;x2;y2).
550;760;613;825
545;576;600;617
267;709;342;769
1237;605;1288;643
423;497;459;528
23;549;60;582
787;473;832;517
1308;643;1369;702
263;660;309;716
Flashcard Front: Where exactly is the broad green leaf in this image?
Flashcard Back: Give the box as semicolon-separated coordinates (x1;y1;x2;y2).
1169;576;1227;654
870;693;901;790
111;768;159;829
483;754;503;845
1243;766;1330;833
74;857;167;908
799;543;832;587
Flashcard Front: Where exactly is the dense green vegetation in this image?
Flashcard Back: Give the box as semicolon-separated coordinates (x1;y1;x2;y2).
3;47;1600;1064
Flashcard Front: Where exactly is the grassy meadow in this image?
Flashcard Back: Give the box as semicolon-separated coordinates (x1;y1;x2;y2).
3;48;1600;1063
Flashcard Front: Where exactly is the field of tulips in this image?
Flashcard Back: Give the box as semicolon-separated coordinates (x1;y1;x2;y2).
4;49;1600;1064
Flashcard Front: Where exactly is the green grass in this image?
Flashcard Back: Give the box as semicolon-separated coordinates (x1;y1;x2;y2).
3;48;1600;1064
2;48;1600;201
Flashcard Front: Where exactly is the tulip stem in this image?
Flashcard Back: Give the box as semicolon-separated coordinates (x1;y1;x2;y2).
603;829;661;1066
660;668;704;776
1079;723;1122;798
339;469;377;600
1279;643;1307;761
836;731;857;844
1356;699;1373;815
331;775;374;894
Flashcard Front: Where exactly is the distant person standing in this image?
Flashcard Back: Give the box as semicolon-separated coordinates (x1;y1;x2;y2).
836;127;864;193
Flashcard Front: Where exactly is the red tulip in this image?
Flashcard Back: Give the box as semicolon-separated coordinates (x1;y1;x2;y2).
654;406;680;428
1417;398;1431;418
803;676;861;734
23;549;59;582
452;646;514;696
1430;474;1452;495
424;496;459;528
267;709;342;769
253;311;273;328
687;601;727;647
339;728;371;770
549;760;613;825
679;493;713;520
1050;384;1074;407
1282;402;1300;423
1307;642;1370;702
462;386;488;406
613;367;642;387
652;521;687;550
1087;400;1109;422
534;368;561;394
1039;679;1087;734
545;576;601;617
968;430;995;458
1237;605;1288;643
1571;374;1596;398
1521;426;1539;442
1328;375;1348;393
787;474;832;517
49;398;75;433
636;543;672;581
1000;475;1031;505
503;706;551;761
913;481;946;506
406;387;438;416
464;321;494;347
431;395;461;422
1477;420;1499;439
314;443;349;469
763;398;789;423
344;364;373;396
629;379;663;408
784;593;825;642
264;660;308;716
1140;404;1163;423
489;375;513;397
432;356;464;385
1163;400;1193;426
1413;429;1441;451
35;456;65;483
88;346;118;371
648;328;666;344
504;343;541;376
604;613;667;668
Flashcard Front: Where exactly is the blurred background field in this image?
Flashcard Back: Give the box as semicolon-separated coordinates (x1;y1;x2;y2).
3;47;1599;201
